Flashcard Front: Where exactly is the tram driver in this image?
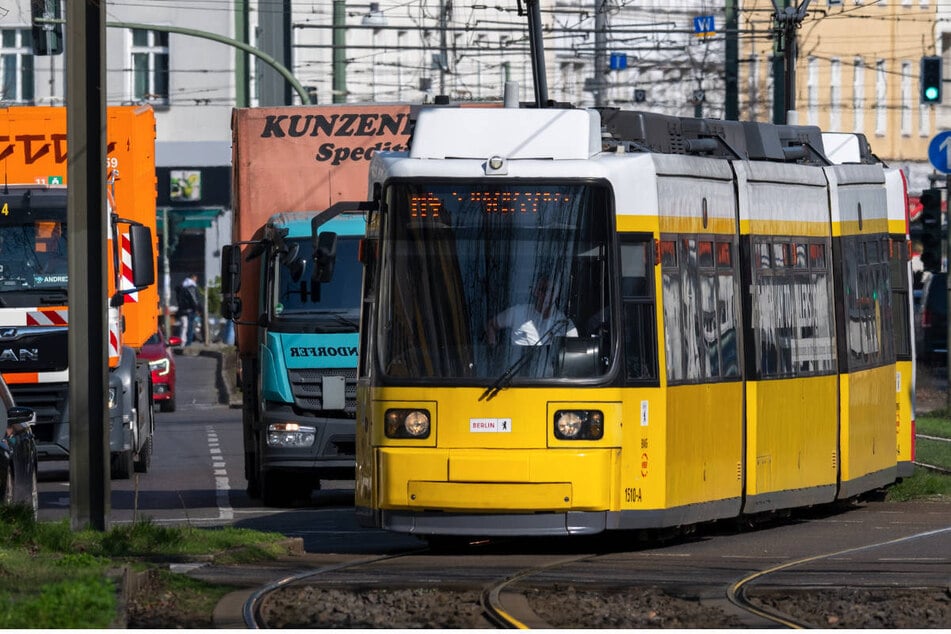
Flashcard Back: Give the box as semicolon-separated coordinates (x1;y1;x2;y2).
485;275;578;347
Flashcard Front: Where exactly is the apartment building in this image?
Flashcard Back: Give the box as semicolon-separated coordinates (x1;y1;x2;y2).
740;0;941;192
2;0;946;293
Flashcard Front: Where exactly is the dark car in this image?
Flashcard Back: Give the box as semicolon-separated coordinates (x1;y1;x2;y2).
0;373;37;517
137;330;180;412
918;271;947;365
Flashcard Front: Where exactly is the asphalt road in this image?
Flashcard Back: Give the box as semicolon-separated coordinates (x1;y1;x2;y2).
35;352;951;565
35;351;422;552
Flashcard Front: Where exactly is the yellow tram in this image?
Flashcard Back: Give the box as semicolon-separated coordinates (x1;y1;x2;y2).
350;105;914;537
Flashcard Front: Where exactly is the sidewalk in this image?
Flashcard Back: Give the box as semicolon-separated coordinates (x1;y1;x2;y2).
175;342;241;408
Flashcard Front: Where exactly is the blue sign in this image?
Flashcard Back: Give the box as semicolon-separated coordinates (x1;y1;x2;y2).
928;131;951;174
693;15;715;37
609;52;627;71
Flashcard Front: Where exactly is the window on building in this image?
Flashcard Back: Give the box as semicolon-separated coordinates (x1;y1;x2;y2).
901;61;912;136
919;102;931;137
0;28;34;104
749;54;760;121
830;58;841;131
875;59;886;136
853;58;865;132
130;29;168;105
807;57;819;125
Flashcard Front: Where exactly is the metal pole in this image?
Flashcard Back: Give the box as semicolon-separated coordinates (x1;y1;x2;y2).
946;176;950;410
67;0;109;532
725;0;739;121
439;0;448;96
783;9;796;120
594;0;606;107
525;0;548;107
332;0;346;103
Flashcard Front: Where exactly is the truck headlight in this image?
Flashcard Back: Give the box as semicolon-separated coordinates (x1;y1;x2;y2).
554;409;604;440
149;357;171;376
385;409;431;439
108;387;118;409
267;422;316;447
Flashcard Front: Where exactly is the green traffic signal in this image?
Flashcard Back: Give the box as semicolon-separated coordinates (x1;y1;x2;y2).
921;56;943;104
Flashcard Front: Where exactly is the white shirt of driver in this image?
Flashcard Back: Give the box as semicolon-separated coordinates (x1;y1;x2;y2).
494;304;578;345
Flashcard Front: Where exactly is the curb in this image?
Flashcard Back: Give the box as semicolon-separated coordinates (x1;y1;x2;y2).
182;344;241;408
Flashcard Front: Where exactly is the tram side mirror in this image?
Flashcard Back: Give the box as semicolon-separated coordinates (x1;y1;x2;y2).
312;231;337;284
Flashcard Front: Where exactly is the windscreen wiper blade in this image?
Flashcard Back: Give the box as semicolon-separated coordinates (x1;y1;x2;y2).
478;318;568;402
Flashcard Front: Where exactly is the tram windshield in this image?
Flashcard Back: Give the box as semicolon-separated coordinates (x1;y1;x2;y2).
378;181;614;383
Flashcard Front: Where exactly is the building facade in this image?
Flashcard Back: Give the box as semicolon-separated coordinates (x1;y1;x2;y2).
1;0;946;298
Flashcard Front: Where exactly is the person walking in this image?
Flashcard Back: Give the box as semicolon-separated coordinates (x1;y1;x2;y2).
176;273;202;346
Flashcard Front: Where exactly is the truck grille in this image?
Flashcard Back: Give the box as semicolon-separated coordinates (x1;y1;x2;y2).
287;368;357;417
9;382;68;443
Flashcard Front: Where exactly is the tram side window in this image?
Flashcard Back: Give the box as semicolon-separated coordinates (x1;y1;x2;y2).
888;238;912;359
619;236;657;381
661;235;739;384
751;237;835;379
842;235;895;370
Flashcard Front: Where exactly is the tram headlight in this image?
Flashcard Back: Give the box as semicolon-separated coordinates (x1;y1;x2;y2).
267;422;316;448
385;408;431;439
554;409;604;440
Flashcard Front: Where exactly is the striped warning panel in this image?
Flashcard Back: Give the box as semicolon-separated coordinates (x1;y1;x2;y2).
120;231;138;303
26;308;68;326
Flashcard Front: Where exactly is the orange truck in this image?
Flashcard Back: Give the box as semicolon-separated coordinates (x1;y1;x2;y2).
0;106;158;479
222;104;413;505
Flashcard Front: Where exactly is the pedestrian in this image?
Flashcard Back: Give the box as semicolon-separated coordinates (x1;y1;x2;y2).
176;273;202;346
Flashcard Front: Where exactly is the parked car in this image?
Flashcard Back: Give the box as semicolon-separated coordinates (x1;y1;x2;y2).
138;330;180;412
0;373;37;517
918;271;947;365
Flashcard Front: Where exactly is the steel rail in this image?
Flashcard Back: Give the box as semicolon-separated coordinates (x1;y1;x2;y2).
480;554;595;629
243;548;427;628
726;526;951;629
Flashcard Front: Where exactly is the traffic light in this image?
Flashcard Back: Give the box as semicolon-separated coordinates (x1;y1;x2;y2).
919;188;943;272
921;56;943;104
30;0;63;56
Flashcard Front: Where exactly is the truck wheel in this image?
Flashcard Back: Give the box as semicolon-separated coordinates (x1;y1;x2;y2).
111;450;133;480
134;435;153;473
160;396;176;413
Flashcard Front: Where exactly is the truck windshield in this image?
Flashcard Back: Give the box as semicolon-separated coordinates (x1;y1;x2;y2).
0;221;67;291
272;236;362;328
377;181;614;383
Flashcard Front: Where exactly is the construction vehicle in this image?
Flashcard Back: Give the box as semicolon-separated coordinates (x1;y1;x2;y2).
0;105;158;479
221;105;413;505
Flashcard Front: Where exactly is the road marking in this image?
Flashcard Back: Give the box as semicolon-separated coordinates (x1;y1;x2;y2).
207;425;233;521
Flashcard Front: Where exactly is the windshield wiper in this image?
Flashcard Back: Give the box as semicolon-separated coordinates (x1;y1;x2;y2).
479;318;568;402
327;312;359;328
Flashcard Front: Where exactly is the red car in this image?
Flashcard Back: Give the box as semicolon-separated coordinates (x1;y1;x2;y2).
138;331;179;412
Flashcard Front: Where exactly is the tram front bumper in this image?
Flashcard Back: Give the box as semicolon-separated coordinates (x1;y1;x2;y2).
377;447;617;512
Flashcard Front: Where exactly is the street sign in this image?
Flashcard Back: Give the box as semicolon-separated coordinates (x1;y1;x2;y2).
609;52;627;71
927;131;951;174
693;15;715;37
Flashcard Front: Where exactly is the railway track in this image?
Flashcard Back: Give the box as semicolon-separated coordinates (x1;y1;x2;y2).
241;512;951;629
